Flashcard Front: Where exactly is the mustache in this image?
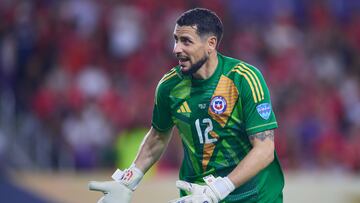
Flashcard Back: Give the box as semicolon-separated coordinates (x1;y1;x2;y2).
176;54;189;60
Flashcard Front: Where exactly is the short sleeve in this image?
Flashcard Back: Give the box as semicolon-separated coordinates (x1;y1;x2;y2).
238;63;278;135
151;81;174;132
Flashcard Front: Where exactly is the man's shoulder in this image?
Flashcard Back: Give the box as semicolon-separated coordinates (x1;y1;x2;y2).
156;66;183;92
221;54;242;65
159;66;183;83
220;54;243;74
219;55;267;93
221;55;263;79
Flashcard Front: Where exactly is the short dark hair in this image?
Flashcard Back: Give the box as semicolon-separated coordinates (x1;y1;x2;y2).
176;8;223;47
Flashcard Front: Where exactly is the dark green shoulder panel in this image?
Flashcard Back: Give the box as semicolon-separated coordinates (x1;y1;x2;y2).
155;66;183;102
219;54;243;75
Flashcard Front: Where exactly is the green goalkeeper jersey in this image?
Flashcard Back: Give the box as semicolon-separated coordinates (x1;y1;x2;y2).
152;53;284;202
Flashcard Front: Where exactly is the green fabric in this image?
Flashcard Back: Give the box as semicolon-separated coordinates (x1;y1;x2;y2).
152;53;284;202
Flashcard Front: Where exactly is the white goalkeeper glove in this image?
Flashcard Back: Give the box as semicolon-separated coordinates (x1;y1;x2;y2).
89;164;144;203
168;175;235;203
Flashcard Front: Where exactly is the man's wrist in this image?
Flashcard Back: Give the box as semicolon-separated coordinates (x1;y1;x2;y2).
111;164;144;191
203;175;236;200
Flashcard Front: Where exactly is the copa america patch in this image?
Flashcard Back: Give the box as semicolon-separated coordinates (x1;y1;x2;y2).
210;96;227;114
256;103;272;120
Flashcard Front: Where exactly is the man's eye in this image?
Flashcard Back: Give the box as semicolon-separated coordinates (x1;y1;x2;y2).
183;39;191;44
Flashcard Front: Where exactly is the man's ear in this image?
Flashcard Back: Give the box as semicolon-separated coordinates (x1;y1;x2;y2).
207;36;217;53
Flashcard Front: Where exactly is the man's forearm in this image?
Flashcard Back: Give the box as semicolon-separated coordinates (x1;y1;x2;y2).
133;127;173;173
227;130;275;188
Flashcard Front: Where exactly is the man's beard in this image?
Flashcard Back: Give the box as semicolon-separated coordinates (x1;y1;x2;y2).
181;55;208;75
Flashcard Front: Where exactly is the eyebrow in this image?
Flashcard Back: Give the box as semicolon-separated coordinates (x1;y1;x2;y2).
173;35;192;41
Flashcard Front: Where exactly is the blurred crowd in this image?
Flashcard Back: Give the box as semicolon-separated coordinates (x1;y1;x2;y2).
0;0;359;173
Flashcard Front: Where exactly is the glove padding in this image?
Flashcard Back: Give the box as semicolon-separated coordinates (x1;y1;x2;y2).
89;181;132;203
89;164;144;203
168;175;235;203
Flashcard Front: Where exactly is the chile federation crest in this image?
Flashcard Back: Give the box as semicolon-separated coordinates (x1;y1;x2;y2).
210;96;227;114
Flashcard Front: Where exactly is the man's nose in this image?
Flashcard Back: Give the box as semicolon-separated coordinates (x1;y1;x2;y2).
173;43;182;55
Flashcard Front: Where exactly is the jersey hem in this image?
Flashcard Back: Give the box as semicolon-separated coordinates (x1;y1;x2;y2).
246;122;278;135
151;122;173;133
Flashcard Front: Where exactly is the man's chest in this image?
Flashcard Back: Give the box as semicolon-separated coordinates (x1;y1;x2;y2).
172;76;240;126
171;87;214;121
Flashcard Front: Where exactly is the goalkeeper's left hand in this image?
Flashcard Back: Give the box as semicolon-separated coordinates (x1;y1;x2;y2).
168;175;235;203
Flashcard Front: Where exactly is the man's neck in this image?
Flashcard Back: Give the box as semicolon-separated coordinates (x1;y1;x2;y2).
192;52;218;80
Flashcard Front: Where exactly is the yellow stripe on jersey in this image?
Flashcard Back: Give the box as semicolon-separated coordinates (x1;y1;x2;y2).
236;65;261;102
202;142;216;172
237;66;261;101
232;69;258;103
163;69;176;78
155;69;177;105
180;105;186;113
183;101;191;112
239;64;264;100
177;101;191;113
160;69;177;83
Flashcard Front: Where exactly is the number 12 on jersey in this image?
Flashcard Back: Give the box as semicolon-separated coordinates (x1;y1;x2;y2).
195;118;217;144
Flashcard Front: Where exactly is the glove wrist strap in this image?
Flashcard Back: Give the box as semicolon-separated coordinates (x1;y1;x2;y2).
111;164;144;191
203;175;236;200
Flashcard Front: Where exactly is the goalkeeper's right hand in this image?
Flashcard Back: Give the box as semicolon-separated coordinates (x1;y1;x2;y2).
89;181;132;203
88;164;144;203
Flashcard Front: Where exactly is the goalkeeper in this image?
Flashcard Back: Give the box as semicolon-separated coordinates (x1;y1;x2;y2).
89;8;284;203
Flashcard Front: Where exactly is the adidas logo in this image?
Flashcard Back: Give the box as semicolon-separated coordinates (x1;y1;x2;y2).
177;101;191;113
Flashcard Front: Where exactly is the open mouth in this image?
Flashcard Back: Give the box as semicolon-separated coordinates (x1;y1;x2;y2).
177;56;190;67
